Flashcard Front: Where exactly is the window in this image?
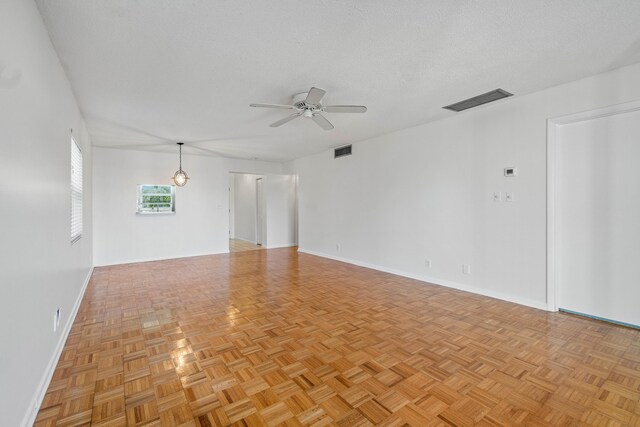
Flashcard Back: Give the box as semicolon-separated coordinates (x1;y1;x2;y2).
70;136;83;244
137;185;176;214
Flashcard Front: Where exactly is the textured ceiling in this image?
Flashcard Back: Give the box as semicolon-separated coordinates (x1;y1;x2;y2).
36;0;640;162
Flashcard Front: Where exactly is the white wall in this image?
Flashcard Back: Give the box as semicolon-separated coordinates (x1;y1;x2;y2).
294;62;640;310
265;174;297;248
93;148;282;265
556;108;640;326
0;1;94;425
232;173;263;243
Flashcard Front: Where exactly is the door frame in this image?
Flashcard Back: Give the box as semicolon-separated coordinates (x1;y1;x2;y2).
256;177;263;245
546;99;640;311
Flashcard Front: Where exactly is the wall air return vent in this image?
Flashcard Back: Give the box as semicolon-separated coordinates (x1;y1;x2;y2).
334;145;352;158
443;89;513;112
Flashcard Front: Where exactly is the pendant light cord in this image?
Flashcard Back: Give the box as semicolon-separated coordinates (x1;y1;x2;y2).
178;142;184;171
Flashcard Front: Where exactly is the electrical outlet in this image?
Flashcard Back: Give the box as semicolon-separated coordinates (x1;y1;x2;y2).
463;264;471;275
493;191;502;202
53;308;61;332
425;259;432;269
336;243;341;252
505;192;514;202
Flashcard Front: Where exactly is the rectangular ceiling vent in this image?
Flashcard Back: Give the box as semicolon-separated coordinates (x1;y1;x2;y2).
443;89;513;112
334;145;352;158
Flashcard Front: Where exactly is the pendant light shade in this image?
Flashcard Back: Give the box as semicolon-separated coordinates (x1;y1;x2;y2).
172;142;189;187
173;169;188;186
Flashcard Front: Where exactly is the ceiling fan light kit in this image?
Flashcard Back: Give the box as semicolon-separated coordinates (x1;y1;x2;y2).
250;87;367;130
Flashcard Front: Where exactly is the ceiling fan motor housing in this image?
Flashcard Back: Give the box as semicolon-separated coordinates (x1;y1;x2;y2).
293;92;320;111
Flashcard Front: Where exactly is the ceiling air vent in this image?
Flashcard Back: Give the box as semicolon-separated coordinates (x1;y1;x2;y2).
443;89;513;112
334;145;352;158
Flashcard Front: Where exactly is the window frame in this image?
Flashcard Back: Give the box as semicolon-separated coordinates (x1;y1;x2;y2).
136;184;176;215
70;136;83;244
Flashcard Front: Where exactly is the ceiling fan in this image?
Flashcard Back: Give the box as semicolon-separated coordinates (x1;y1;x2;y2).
250;87;367;130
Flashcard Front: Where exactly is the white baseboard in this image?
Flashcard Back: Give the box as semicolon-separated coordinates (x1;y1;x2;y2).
21;266;94;427
231;237;257;244
265;243;297;249
95;250;230;267
297;248;549;312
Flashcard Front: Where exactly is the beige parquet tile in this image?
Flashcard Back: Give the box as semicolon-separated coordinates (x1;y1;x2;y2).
34;247;640;426
229;239;264;253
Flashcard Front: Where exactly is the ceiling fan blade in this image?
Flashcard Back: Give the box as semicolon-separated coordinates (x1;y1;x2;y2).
250;103;296;109
305;87;326;105
270;113;301;127
311;114;334;130
323;105;367;113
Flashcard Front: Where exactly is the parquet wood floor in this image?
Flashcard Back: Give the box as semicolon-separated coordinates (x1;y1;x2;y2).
35;248;640;426
229;239;265;253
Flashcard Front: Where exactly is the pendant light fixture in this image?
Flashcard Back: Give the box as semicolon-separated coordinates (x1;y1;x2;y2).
172;142;189;187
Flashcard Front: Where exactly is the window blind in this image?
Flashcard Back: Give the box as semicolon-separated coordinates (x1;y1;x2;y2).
71;136;83;244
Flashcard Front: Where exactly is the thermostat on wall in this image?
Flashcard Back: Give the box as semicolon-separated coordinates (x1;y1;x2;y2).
504;167;518;177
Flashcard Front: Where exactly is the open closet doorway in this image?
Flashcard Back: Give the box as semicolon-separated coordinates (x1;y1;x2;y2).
255;177;263;246
548;101;640;328
228;172;298;253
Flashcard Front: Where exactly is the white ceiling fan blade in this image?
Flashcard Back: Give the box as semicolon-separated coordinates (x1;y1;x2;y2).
311;113;334;130
323;105;367;113
270;113;301;127
250;103;296;109
305;87;326;105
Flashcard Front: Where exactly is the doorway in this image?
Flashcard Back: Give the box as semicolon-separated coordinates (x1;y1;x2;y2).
256;177;263;246
228;173;266;253
547;100;640;327
228;172;298;253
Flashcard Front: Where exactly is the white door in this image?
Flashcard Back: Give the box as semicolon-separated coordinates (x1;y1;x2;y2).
556;108;640;327
256;178;263;245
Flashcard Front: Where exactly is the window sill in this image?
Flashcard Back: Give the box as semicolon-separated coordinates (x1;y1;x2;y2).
136;212;176;215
